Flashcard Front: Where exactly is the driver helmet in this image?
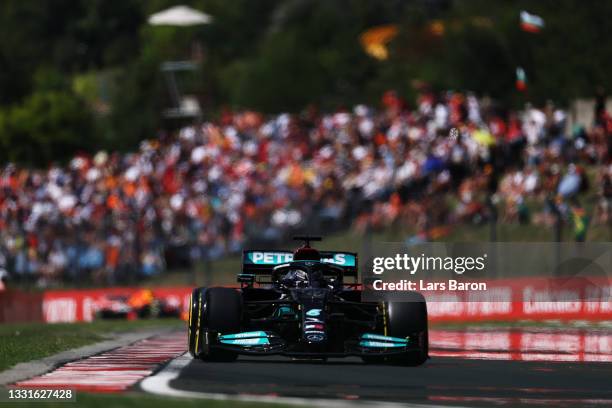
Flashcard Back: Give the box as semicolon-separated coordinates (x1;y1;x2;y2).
282;269;309;288
293;246;320;261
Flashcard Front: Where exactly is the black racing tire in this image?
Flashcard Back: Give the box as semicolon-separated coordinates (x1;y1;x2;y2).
188;288;204;357
199;287;243;362
362;292;428;366
387;291;428;366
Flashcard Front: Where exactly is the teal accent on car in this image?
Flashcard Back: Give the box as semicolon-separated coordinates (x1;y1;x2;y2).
320;253;356;267
361;333;408;343
220;337;270;346
243;251;356;267
359;340;406;348
245;251;293;265
306;309;322;317
218;331;267;340
274;306;296;318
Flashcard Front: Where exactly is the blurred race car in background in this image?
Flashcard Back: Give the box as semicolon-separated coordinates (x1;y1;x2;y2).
95;289;181;320
188;236;428;365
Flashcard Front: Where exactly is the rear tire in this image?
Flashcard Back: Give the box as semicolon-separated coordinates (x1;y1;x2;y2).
199;287;242;362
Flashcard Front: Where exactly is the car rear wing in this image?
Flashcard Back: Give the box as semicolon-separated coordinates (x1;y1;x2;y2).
241;250;358;277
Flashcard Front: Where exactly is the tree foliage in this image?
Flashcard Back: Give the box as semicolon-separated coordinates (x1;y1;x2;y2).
0;0;611;163
0;89;93;165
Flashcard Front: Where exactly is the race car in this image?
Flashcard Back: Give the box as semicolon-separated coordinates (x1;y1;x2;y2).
95;289;182;320
187;236;428;365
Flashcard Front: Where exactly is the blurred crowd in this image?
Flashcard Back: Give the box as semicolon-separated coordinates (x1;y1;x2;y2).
1;90;611;286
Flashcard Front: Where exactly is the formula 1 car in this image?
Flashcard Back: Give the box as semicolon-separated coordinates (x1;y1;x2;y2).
95;289;182;320
187;237;428;365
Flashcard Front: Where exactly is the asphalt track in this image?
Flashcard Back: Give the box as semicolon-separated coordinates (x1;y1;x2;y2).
168;335;612;407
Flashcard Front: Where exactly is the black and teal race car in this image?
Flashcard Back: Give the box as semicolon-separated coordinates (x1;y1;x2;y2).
187;237;428;365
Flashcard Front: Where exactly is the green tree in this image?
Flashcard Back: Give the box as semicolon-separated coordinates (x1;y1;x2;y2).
106;54;163;151
0;89;93;165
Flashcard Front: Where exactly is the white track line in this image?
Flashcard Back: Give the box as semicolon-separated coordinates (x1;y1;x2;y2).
140;353;467;408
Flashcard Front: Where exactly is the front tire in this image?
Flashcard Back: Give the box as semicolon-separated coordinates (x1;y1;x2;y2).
387;292;428;366
188;288;203;357
189;287;243;362
362;292;428;366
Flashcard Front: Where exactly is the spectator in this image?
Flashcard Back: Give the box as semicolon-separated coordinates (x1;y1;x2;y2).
0;90;609;286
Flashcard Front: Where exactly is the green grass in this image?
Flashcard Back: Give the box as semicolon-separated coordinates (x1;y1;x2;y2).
0;319;182;372
1;392;294;408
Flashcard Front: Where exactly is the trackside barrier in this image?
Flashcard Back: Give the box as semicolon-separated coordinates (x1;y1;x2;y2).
423;276;611;322
40;287;193;323
0;277;609;323
0;287;192;323
0;290;43;322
